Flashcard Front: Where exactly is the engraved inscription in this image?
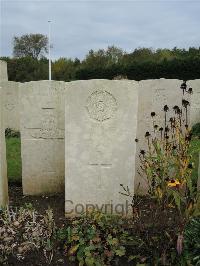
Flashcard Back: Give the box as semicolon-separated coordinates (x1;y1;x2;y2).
5;103;15;111
89;162;112;188
86;90;117;122
26;109;64;139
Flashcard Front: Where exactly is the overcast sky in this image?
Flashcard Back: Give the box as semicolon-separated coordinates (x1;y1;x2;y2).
1;0;200;60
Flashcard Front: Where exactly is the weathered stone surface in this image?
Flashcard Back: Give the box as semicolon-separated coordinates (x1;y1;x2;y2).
0;86;8;207
0;81;20;131
188;79;200;126
134;79;191;193
20;81;65;195
0;60;8;81
65;80;138;215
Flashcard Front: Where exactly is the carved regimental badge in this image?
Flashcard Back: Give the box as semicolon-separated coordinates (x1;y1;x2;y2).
86;90;118;122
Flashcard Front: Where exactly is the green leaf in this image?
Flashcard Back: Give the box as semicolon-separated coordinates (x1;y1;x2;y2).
85;256;95;266
115;246;126;257
172;191;181;210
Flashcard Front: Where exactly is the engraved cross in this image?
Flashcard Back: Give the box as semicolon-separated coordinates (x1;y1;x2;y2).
89;162;112;188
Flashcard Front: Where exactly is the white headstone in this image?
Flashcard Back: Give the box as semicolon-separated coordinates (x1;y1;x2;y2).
0;86;8;207
0;60;8;81
135;79;191;193
188;79;200;127
0;81;20;131
65;80;138;216
20;81;65;195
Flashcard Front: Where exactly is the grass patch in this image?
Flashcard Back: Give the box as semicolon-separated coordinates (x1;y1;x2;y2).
6;136;22;184
190;137;200;184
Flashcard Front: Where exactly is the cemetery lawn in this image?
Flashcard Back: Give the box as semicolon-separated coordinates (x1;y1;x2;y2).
6;136;22;184
189;137;200;183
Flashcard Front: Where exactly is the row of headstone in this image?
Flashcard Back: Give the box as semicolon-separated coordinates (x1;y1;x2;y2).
1;60;200;134
1;60;200;213
18;80;199;216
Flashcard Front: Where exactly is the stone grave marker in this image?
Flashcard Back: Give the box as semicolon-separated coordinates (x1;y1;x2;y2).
20;81;65;195
135;79;191;193
0;81;20;131
0;86;8;207
65;80;139;215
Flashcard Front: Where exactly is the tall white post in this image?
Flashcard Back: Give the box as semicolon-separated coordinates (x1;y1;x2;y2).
48;20;52;81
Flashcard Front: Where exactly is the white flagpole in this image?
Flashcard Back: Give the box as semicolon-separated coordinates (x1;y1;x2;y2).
48;20;52;81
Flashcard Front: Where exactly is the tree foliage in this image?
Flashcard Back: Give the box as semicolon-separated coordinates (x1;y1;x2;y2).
2;46;200;82
13;34;48;59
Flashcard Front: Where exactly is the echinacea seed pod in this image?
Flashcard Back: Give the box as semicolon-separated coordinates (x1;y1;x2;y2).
181;81;187;89
145;131;151;138
151;112;156;117
182;99;190;108
163;105;169;112
154;124;158;129
135;138;139;142
173;105;179;111
165;126;169;132
140;150;146;155
185;135;192;141
159;127;163;132
187;87;193;94
187;163;193;169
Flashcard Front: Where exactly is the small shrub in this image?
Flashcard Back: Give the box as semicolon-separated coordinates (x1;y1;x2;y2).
192;123;200;137
57;210;141;265
137;82;200;222
184;217;200;265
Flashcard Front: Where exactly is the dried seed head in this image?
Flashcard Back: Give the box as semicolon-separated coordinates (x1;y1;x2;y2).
145;131;151;138
163;105;169;112
182;99;190;108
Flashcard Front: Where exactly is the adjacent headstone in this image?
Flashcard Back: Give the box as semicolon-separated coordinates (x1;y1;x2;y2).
135;79;191;193
0;81;20;131
65;80;138;216
0;86;8;207
0;60;8;81
20;81;65;195
188;79;200;127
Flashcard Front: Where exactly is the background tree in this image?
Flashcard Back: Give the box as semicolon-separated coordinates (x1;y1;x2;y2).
13;34;48;59
2;45;200;81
